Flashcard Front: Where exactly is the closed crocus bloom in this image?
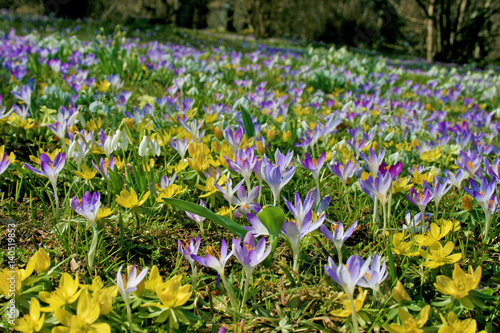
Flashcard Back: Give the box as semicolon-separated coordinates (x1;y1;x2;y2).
359;147;386;176
0;152;11;175
71;192;101;228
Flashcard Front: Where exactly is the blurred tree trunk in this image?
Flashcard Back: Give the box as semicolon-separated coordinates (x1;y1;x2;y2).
42;0;88;18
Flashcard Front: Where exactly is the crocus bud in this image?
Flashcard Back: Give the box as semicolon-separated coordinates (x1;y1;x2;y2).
213;126;223;140
283;130;291;141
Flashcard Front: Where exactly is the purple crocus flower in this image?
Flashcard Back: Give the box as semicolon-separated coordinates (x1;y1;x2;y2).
444;169;466;188
116;265;148;306
233;186;260;218
324;255;370;298
485;158;500;183
347;137;368;158
232;232;271;277
284;191;315;233
406;187;435;216
243;213;269;237
320;221;357;263
324;255;370;332
214;178;244;220
282;212;325;271
464;177;497;214
403;210;432;233
378;161;403;179
192;239;233;278
357;253;388;294
178;235;201;266
358;172;392;206
185;200;207;232
423;177;453;209
11;85;32;109
70;191;101;228
273;149;294;173
261;161;296;206
24;153;66;189
178;235;201;288
329;160;358;188
0;152;11;175
298;152;326;185
455;150;482;177
92;156;116;180
223;127;244;152
359;147;386;176
225;148;257;188
47;122;66;140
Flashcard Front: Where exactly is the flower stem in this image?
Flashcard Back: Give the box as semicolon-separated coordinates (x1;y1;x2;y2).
126;302;133;333
483;212;492;244
88;227;98;271
51;182;60;223
382;202;387;237
221;274;238;312
241;272;250;308
372;198;378;228
348;293;359;333
292;251;299;273
191;264;198;291
343;183;352;213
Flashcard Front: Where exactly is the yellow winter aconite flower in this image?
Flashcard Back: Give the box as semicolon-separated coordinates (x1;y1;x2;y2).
434;264;481;299
96;207;113;220
410;169;436;185
0;145;16;163
116;187;150;209
39;273;82;311
419;241;462;269
167;159;189;174
438;311;478;333
392;281;412;302
74;165;97;180
461;195;473;211
145;266;163;292
420;147;442;162
156;184;186;202
384;305;430;333
331;287;367;317
414;221;454;247
93;286;118;316
52;291;110;333
392;177;412;194
392;232;419;257
217;206;236;217
96;80;110;92
13;298;45;332
29;248;51;273
0;248;50;298
85;118;102;132
197;175;227;198
142;275;192;309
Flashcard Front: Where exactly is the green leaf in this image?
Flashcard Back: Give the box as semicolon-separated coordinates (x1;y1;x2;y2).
257;205;285;238
280;264;297;288
241;105;255;138
162;198;247;236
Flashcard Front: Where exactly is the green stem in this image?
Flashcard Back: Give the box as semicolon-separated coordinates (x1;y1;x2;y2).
483;212;492;244
126;302;133;333
382;202;387;237
241;272;250;308
348;293;359;333
134;210;141;230
191;264;197;291
221;274;238;312
343;183;352;213
88;227;98;271
292;251;299;273
51;182;60;223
